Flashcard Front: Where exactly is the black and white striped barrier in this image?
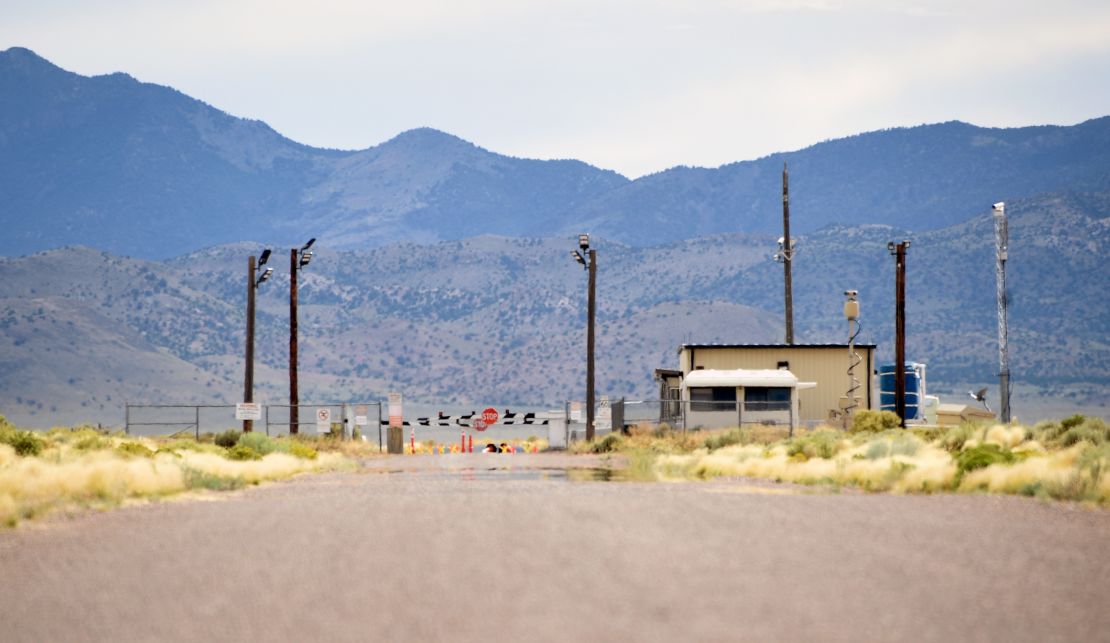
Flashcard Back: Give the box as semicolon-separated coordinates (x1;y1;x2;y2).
378;409;549;427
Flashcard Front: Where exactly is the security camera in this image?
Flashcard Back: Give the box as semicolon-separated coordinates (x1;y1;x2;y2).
992;202;1005;211
777;236;785;246
844;290;858;297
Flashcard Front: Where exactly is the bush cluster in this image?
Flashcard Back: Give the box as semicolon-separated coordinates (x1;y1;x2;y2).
214;430;240;448
849;410;902;434
955;443;1015;477
1032;415;1109;448
786;430;840;460
0;416;45;457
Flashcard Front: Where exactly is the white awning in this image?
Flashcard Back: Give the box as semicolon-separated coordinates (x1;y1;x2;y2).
683;369;801;388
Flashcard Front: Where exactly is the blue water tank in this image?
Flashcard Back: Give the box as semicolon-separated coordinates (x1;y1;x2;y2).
879;363;922;421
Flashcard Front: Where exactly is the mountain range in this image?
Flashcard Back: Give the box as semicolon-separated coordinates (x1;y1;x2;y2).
0;47;1107;427
3;46;1109;257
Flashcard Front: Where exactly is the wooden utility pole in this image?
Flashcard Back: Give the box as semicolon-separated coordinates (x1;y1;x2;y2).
782;162;794;344
890;241;910;428
586;248;597;442
992;203;1011;423
244;255;256;432
288;239;314;435
289;249;300;435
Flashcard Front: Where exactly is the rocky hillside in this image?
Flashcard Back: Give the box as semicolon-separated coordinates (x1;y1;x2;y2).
0;193;1105;426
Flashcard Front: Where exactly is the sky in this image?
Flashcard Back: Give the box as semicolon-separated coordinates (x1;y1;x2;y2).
3;0;1110;178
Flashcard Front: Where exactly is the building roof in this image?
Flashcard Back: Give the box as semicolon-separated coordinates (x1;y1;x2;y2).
684;368;802;388
681;343;877;350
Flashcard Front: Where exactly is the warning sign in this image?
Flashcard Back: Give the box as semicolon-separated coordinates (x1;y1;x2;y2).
315;407;332;434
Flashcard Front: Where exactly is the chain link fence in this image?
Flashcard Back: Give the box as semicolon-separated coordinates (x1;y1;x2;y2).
563;399;809;441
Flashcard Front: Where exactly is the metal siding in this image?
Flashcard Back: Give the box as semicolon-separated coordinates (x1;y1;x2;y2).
680;346;875;423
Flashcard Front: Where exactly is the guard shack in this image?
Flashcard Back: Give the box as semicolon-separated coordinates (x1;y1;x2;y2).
681;368;815;432
659;343;878;426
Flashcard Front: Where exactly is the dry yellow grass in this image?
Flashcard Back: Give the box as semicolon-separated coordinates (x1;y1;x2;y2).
0;440;351;528
650;421;1107;503
959;447;1083;495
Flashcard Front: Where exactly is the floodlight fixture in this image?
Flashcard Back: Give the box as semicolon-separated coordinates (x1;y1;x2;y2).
299;251;313;268
302;238;316;251
578;233;590;250
257;267;273;285
572;250;586;267
258;248;272;267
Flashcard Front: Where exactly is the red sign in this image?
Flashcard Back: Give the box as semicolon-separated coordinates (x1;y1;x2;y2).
482;407;499;425
474;418;488;432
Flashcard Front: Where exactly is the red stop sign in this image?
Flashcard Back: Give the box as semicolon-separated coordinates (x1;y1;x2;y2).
482;407;499;425
474;418;488;432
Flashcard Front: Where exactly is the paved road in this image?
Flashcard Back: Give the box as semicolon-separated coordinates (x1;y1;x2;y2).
2;454;1109;642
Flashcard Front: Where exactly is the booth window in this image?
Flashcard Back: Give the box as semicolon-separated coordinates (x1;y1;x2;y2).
744;387;791;411
690;387;737;411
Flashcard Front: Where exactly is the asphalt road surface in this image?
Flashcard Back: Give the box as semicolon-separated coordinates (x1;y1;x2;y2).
2;454;1109;642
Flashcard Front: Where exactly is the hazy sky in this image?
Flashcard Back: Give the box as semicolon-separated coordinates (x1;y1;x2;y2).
3;0;1109;177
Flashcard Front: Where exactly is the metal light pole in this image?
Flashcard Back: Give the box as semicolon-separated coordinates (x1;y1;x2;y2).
571;234;597;442
992;203;1011;423
289;238;315;435
888;240;910;428
244;249;273;432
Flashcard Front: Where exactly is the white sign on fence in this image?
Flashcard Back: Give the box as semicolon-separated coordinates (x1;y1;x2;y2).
570;401;583;423
596;396;612;431
355;404;369;426
235;403;262;421
316;407;332;434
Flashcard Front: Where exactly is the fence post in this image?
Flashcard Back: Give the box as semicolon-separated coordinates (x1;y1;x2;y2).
195;406;200;441
377;402;383;452
681;401;687;436
125;403;130;435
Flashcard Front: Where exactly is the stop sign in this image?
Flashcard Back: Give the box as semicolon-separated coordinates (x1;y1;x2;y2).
474;418;488;432
482;407;499;425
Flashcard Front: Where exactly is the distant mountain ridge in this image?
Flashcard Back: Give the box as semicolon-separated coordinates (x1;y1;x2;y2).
2;46;1109;258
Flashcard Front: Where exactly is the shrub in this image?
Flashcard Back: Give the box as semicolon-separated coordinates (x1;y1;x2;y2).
0;427;45;457
786;430;841;460
1031;416;1109;448
237;432;277;456
850;410;902;434
864;433;921;460
704;428;746;451
287;442;318;460
214;430;241;448
116;442;154;459
183;467;245;491
225;444;262;461
588;433;624;453
955;443;1015;477
939;425;975;453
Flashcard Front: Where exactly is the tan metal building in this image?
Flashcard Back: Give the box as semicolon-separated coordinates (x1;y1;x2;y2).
660;344;877;424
